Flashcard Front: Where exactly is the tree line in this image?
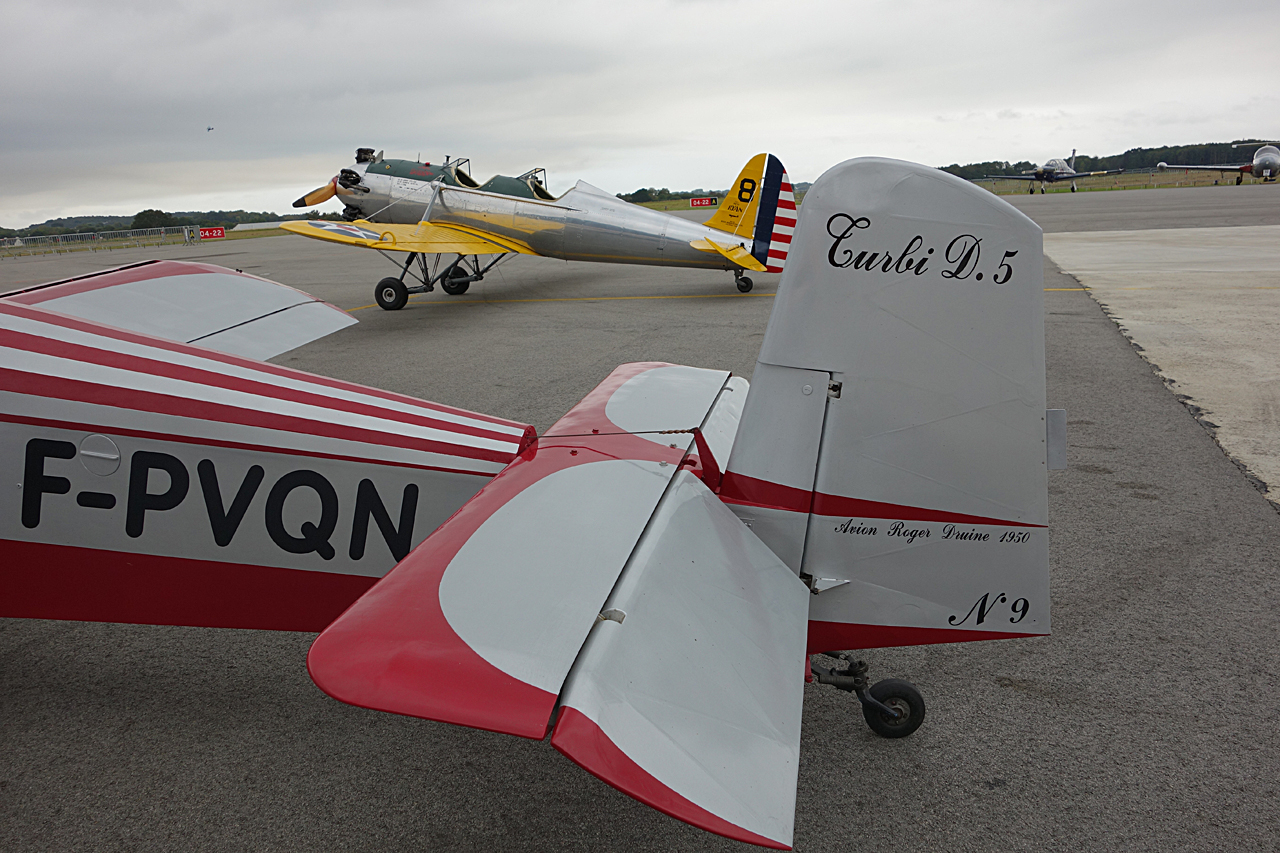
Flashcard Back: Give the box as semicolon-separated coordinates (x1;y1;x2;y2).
940;140;1264;180
1;209;343;239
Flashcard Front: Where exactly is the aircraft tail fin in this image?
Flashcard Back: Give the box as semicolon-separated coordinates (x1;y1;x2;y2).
719;157;1054;653
1069;148;1077;170
703;153;796;273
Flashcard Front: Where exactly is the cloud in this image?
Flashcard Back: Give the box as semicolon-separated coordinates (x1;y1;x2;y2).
2;0;1274;227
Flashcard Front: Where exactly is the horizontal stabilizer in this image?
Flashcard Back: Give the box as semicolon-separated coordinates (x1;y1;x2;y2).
307;363;737;739
1;260;354;360
689;238;766;272
281;218;536;256
553;471;808;849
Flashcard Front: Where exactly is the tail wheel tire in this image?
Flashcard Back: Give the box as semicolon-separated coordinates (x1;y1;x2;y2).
736;276;753;293
862;678;926;739
375;277;409;311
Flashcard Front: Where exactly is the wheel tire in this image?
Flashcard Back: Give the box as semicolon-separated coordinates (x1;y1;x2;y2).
1028;187;1034;194
440;271;470;295
736;276;753;293
375;277;409;311
862;678;926;739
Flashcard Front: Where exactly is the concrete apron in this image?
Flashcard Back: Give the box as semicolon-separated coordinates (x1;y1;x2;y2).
1044;225;1280;505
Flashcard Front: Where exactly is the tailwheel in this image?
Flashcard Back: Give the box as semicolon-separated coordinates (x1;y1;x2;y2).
735;274;753;293
862;678;926;739
375;277;409;311
810;653;926;739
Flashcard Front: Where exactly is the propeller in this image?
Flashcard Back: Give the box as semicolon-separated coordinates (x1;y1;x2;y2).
293;177;339;208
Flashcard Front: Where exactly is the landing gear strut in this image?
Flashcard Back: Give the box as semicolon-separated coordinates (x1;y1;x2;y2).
810;653;926;738
734;270;753;293
1070;181;1078;193
1237;174;1244;185
371;251;510;310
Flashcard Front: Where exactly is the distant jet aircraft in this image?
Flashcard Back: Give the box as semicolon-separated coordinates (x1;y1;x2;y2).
986;149;1122;194
1;158;1060;849
1157;141;1280;184
285;149;796;305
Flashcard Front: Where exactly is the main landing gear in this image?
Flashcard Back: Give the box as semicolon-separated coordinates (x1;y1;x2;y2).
734;270;753;293
1070;181;1078;193
810;653;926;738
372;251;510;310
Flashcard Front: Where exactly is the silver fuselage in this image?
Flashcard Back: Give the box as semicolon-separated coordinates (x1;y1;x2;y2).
1250;145;1280;179
342;164;747;269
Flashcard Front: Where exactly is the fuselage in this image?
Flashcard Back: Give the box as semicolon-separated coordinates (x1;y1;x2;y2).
337;159;748;270
1026;158;1077;181
1250;145;1280;179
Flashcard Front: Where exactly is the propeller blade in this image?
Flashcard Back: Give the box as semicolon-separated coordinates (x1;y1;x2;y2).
293;178;337;208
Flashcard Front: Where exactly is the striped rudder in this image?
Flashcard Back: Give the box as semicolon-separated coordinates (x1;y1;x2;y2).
749;155;796;274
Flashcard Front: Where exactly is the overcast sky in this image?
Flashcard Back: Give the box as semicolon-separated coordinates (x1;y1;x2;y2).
2;0;1272;228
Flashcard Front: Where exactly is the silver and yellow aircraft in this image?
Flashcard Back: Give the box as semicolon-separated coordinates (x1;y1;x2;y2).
985;148;1123;194
285;149;796;308
1157;141;1280;185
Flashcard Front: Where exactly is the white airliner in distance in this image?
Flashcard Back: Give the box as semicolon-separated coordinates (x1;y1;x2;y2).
986;149;1123;193
1158;141;1280;184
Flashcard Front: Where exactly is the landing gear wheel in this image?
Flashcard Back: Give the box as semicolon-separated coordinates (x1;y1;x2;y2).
375;277;409;311
440;269;471;295
1028;186;1035;195
862;678;925;739
1237;174;1244;185
736;276;753;293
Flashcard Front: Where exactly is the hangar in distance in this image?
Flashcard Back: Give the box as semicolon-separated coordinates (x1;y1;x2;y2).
986;148;1123;194
286;149;796;307
1158;140;1280;184
0;158;1065;848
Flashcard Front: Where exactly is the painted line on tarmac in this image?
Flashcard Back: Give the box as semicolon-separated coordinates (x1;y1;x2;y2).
351;287;1084;311
350;291;778;311
1046;287;1087;291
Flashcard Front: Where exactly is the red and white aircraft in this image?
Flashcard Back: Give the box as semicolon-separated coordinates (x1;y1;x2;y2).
0;158;1060;849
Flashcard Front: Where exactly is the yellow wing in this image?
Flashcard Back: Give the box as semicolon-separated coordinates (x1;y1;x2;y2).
281;219;537;256
689;238;767;273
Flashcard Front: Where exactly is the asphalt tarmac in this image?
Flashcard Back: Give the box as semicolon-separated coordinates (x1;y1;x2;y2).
2;187;1278;852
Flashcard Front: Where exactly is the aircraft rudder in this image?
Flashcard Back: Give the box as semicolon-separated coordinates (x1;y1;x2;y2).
750;154;796;274
726;157;1051;649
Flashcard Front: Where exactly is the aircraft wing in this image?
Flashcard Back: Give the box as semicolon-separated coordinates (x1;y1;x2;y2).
984;174;1037;181
308;362;809;848
0;260;355;360
281;218;537;256
1159;162;1252;173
